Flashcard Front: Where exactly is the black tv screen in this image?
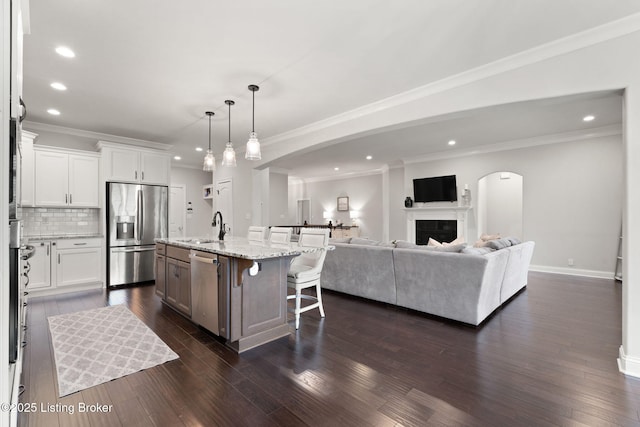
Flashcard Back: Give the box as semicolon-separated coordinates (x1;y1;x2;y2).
413;175;457;202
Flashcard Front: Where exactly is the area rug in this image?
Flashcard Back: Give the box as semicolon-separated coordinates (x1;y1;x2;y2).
48;304;179;397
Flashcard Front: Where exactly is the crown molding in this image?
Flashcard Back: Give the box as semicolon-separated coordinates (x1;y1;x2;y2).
402;124;622;165
262;13;640;149
23;121;173;151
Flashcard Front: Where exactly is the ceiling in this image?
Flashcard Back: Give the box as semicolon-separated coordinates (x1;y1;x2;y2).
22;1;637;177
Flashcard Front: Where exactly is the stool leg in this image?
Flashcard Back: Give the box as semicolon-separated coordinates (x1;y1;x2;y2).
316;282;325;318
295;289;301;329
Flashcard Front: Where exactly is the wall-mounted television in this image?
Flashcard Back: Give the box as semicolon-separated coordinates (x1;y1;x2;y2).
413;175;457;203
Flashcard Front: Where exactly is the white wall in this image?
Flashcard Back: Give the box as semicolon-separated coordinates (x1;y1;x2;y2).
269;171;289;226
213;157;254;237
404;134;622;276
291;173;384;240
170;167;213;236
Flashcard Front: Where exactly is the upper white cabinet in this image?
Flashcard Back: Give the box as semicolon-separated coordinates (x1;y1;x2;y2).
34;147;100;208
99;142;170;185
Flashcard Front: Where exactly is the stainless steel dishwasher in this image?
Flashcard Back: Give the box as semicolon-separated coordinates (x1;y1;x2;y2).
189;250;222;335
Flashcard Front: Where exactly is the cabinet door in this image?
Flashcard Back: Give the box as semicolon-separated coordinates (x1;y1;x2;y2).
104;148;140;182
27;241;51;290
176;260;191;316
55;247;102;287
34;150;69;206
140;152;170;185
68;155;100;207
166;258;180;307
155;254;166;299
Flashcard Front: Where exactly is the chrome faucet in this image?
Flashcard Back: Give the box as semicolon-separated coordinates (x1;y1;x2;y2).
212;211;226;241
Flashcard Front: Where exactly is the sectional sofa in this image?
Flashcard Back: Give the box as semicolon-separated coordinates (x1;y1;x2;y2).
321;238;535;326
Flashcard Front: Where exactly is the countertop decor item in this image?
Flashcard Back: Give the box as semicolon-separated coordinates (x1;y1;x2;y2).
203;111;216;171
245;84;261;160
221;100;237;167
405;196;413;208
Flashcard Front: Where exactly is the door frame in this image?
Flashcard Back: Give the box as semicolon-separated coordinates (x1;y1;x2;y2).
169;184;186;238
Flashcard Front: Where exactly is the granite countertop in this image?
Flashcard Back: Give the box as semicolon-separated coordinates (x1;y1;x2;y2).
156;236;333;260
25;234;104;241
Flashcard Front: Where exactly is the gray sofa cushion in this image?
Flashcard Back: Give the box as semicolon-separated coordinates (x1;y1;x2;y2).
486;238;513;250
395;240;465;253
329;237;352;244
322;243;396;304
350;237;379;246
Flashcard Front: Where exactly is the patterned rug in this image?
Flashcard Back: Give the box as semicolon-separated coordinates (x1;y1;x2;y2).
48;305;179;397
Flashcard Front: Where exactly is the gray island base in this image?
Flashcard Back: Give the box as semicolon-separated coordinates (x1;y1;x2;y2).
155;236;325;352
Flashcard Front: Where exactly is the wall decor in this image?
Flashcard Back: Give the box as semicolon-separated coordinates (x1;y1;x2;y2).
203;184;214;200
337;196;349;211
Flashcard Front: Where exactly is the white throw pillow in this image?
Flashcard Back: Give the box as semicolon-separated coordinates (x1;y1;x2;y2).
427;238;442;247
443;236;465;246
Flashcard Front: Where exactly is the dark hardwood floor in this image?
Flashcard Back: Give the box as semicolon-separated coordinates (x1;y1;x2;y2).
18;272;640;426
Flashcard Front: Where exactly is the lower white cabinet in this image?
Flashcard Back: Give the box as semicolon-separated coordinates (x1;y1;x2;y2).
25;237;103;293
55;239;102;287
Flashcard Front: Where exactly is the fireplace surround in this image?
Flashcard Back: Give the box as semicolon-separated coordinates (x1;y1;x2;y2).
404;206;472;244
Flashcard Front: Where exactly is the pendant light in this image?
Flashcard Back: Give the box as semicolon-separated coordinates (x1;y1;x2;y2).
203;111;215;171
245;84;261;160
222;100;237;167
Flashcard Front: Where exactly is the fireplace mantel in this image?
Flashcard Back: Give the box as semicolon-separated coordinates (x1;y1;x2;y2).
404;206;472;243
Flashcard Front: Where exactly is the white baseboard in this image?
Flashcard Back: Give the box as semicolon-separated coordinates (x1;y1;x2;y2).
529;265;614;280
618;346;640;378
28;282;103;298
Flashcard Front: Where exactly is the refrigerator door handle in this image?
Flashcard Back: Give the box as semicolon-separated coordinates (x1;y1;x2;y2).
111;247;156;253
139;189;144;240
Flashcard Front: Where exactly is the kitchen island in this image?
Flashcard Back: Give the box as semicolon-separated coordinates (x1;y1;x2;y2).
154;236;327;352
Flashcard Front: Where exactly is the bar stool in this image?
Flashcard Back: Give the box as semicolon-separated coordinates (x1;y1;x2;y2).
269;227;292;244
247;226;267;242
287;228;330;329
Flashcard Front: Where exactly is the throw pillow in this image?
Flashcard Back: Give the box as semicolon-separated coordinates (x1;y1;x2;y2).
427;238;442;247
480;233;501;241
486;238;512;250
443;236;465;246
434;244;467;253
507;236;522;246
462;246;494;255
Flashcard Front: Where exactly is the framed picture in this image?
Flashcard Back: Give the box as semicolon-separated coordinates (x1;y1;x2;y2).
203;184;214;200
337;196;349;211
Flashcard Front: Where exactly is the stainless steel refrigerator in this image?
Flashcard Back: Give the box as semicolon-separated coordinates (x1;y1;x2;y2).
106;182;168;287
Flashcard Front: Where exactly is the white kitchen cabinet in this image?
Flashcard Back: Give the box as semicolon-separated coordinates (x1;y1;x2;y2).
34;147;100;207
26;238;103;294
99;143;170;185
26;240;52;290
54;242;102;287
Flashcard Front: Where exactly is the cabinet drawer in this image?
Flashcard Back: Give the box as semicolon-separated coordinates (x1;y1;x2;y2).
166;245;190;263
55;238;102;249
156;243;166;255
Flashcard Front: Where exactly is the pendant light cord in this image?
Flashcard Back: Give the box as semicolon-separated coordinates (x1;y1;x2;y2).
208;114;212;150
252;90;255;132
228;103;232;143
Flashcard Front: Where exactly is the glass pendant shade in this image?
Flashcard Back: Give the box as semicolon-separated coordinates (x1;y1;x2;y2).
245;132;261;160
203;149;215;171
222;143;237;167
222;100;237;167
245;85;261;161
203;111;215;171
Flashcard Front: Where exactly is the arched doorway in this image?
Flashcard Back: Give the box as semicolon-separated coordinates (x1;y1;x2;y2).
477;172;524;239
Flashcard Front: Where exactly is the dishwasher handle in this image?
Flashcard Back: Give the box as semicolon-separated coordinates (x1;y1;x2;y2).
189;253;218;264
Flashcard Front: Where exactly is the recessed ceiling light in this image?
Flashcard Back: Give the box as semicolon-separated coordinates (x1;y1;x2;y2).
173;156;181;160
448;140;456;146
47;108;61;116
334;167;339;171
50;82;67;91
195;147;203;152
366;155;372;160
583;115;595;122
55;46;75;58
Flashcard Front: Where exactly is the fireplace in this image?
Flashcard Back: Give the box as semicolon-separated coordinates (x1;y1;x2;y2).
416;220;457;245
404;206;471;244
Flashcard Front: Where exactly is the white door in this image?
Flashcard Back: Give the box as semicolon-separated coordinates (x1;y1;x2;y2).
169;185;186;238
216;179;233;237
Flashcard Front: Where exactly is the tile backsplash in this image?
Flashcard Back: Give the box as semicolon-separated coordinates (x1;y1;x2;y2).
21;207;100;236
